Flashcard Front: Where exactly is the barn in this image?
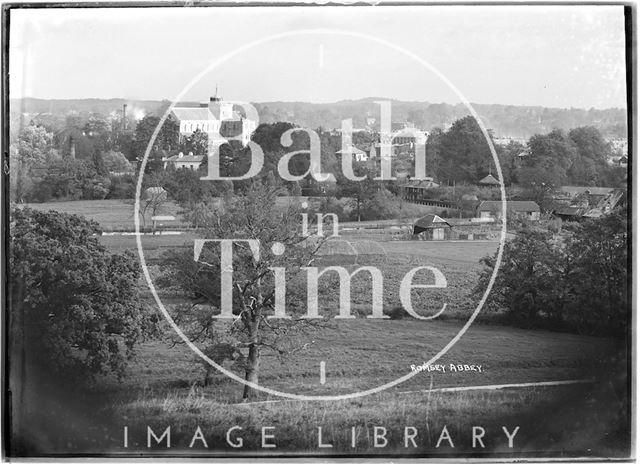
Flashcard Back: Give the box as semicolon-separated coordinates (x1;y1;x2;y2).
413;214;452;240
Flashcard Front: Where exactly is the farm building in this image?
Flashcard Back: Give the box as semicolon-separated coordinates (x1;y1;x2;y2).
554;188;626;221
618;155;628;167
400;178;441;201
412;214;452;240
476;200;541;221
557;186;615;202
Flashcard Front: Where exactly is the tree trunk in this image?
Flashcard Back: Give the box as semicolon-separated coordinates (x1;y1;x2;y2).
242;342;260;400
203;366;215;386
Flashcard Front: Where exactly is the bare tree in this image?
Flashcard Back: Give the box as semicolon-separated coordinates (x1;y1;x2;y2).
140;185;167;234
160;181;327;399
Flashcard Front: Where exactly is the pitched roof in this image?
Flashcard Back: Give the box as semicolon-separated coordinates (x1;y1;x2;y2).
171;106;246;122
560;186;615;197
166;154;204;163
478;174;501;185
414;214;451;229
555;206;587;216
401;179;439;189
171;107;214;121
477;200;540;213
335;146;367;156
145;186;166;193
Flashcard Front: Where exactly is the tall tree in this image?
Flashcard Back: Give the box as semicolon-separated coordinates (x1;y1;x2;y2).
160;182;324;399
132;115;180;160
9;207;157;380
10;124;54;202
438;116;493;184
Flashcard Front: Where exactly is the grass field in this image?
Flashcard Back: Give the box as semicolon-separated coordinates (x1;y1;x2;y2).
24;198;448;232
23;199;191;230
70;319;624;457
13;200;630;457
117;319;616;399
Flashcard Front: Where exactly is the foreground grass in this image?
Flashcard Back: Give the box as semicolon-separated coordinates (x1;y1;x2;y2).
112;380;628;457
113;319;617;400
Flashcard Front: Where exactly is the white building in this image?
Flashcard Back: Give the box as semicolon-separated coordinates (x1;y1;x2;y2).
163;151;204;170
335;145;369;162
170;96;257;147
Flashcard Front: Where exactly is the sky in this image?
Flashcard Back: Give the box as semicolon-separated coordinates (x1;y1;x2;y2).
9;5;628;109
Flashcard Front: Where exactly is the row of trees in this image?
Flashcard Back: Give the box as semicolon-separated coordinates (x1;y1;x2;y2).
14;108;627;212
425;117;626;187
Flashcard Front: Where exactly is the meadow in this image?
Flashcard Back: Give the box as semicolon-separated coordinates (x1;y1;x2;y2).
17;199;629;457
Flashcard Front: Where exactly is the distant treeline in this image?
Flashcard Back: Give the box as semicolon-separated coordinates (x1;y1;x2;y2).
11;97;627;139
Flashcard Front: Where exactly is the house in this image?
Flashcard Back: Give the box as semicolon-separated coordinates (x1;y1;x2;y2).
335;145;369;162
514;150;530;167
476;201;541;221
412;214;452;240
559;186;615;197
478;173;501;187
400;178;440;201
618;155;628;168
169;94;257;147
392;126;428;146
163;151;204;170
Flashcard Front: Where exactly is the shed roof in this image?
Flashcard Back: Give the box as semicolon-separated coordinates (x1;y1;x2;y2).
477;200;540;213
414;214;451;229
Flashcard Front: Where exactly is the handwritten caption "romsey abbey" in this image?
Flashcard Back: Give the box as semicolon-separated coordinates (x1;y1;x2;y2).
410;363;483;373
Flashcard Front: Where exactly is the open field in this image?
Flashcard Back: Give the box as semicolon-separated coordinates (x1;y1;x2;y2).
23;199;191;230
23;198;450;232
12;199;629;457
61;320;624;456
117;319;617;399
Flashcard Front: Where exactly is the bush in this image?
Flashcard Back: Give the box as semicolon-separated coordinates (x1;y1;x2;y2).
383;306;406;320
107;175;136;199
476;210;628;336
